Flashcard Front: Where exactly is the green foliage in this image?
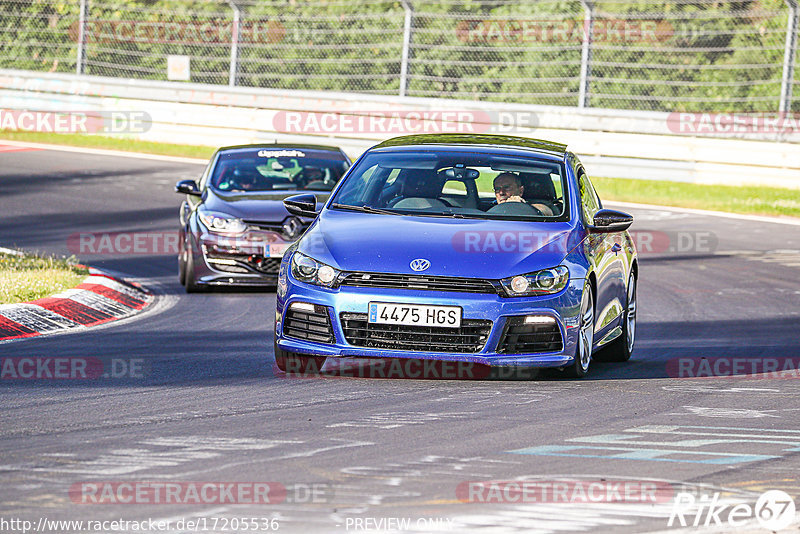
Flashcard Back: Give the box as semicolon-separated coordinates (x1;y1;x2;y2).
0;249;88;304
0;0;796;111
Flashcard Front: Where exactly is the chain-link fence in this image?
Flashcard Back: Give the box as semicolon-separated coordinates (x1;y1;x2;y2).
1;0;798;112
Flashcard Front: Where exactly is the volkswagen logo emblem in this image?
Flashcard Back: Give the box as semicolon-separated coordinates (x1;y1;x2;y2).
410;258;430;272
282;216;302;239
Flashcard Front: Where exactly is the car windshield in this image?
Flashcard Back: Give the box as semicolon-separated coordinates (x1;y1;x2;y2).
210;148;349;193
330;150;568;220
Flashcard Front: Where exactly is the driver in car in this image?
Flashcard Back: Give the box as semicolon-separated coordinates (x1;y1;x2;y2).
493;172;554;215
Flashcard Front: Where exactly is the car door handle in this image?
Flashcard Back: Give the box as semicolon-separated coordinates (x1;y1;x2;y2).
611;243;622;254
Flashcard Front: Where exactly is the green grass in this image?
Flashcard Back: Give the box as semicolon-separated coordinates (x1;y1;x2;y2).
0;250;89;305
2;131;798;219
593;177;800;219
0;131;215;159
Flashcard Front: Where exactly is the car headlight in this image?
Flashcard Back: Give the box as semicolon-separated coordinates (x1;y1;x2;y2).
290;252;340;288
198;211;247;235
277;243;298;299
500;266;569;297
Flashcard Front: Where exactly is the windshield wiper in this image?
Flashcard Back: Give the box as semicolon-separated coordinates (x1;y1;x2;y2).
330;203;399;215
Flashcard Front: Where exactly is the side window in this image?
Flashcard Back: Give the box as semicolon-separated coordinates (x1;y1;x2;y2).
198;155;217;190
578;169;600;223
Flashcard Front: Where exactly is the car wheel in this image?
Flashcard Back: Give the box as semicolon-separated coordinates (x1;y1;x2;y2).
565;282;594;378
273;340;326;374
184;245;206;293
595;272;637;362
178;240;187;286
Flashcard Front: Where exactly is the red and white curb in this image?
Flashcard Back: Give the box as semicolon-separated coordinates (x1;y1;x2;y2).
0;268;152;342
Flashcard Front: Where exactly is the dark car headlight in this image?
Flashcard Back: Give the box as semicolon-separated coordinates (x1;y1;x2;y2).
198;211;247;235
500;266;569;297
290;252;340;288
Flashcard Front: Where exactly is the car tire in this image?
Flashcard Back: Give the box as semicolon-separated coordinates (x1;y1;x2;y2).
178;241;187;287
184;246;206;293
564;282;594;378
273;341;326;374
594;272;637;363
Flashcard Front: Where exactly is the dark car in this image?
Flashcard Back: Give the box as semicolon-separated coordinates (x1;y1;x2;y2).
275;134;637;377
175;144;350;292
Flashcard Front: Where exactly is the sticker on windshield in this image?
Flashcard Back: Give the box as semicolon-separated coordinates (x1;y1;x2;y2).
258;149;305;158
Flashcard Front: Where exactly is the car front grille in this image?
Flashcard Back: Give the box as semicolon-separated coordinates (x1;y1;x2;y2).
340;312;492;353
206;247;282;275
498;316;563;354
284;304;335;344
242;219;308;240
337;272;500;295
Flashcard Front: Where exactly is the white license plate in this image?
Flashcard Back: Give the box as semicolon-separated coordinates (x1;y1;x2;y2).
266;243;290;258
368;302;462;328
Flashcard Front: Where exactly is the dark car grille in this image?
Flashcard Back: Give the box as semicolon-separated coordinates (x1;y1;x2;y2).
498;316;563;354
242;219;309;240
340;312;492;353
284;304;335;344
337;272;500;295
206;252;281;274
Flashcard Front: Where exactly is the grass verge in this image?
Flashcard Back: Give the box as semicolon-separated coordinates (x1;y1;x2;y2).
0;131;215;159
0;250;89;305
593;177;800;219
2;131;798;219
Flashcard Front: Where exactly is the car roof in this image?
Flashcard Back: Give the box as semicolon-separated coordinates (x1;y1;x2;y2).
217;143;346;154
373;134;568;157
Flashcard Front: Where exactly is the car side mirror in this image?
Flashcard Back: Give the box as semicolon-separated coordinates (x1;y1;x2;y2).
284;194;319;218
590;209;633;233
175;179;201;196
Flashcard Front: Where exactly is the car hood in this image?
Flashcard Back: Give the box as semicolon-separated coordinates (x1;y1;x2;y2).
299;209;581;279
204;190;331;221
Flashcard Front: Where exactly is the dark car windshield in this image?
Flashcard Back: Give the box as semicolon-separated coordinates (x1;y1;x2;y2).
330;150;569;221
210;148;350;193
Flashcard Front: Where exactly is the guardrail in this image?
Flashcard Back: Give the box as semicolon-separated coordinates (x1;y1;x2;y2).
1;69;799;188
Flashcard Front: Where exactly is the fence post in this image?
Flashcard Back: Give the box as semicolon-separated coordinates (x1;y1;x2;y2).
399;0;414;97
227;0;242;87
76;0;87;75
780;0;799;113
578;0;594;109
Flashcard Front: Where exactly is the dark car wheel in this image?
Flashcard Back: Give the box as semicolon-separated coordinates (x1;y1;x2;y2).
184;246;206;294
178;241;187;286
274;340;326;374
564;282;594;378
595;272;637;363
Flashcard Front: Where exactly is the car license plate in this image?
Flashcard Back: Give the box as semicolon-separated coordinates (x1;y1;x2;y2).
368;302;462;328
266;243;290;258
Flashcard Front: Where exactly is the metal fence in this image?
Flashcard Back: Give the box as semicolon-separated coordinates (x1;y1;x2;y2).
1;0;798;112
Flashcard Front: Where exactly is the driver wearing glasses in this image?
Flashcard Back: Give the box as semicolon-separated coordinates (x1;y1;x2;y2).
493;172;554;215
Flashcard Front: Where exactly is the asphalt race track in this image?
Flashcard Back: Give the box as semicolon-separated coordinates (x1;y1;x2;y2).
2;145;800;533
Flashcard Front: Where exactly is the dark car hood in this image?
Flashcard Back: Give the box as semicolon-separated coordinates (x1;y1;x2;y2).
204;190;331;221
298;209;580;279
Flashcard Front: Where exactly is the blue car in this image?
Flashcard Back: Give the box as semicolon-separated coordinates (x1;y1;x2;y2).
274;134;637;378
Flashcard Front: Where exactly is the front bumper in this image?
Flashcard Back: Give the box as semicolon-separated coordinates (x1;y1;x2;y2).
192;229;289;287
275;277;585;368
